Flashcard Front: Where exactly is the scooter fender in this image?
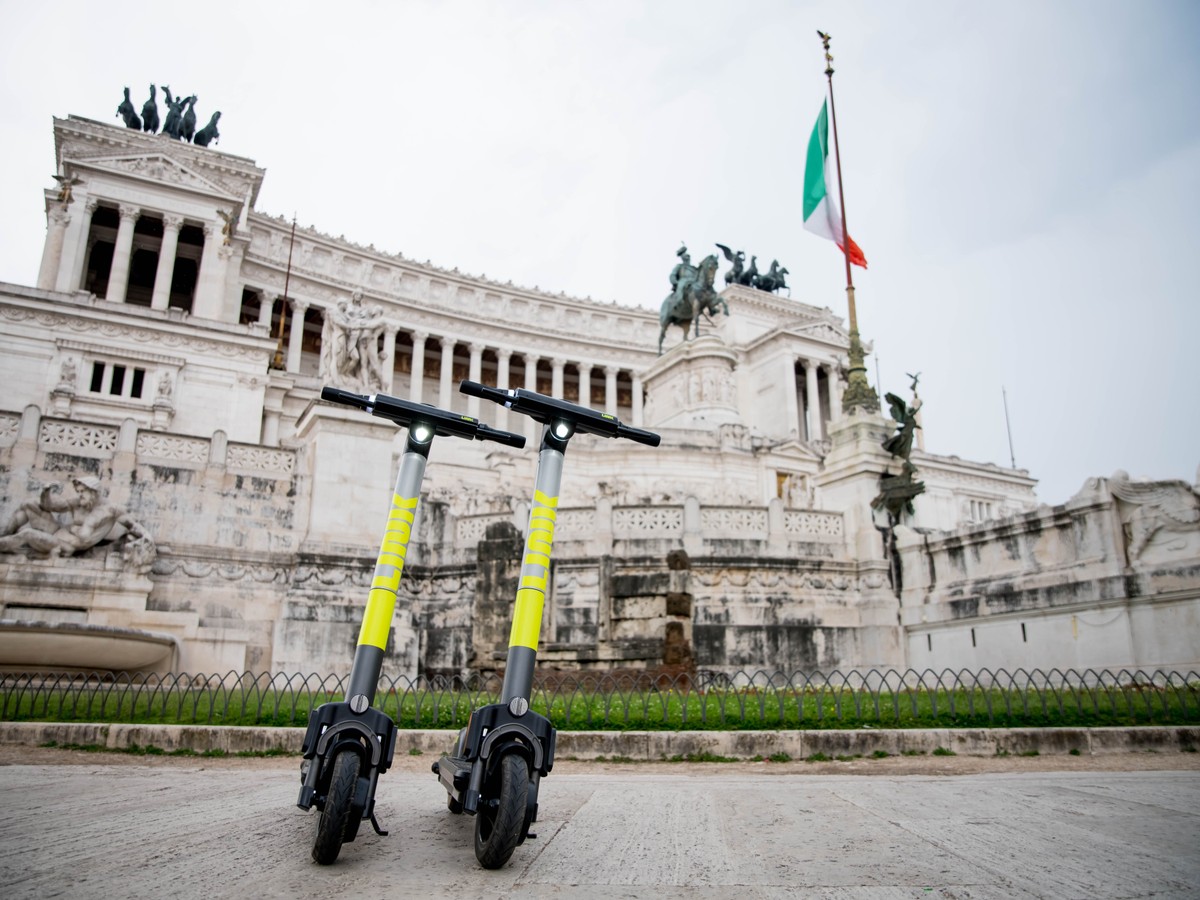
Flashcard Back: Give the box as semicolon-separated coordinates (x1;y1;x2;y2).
463;726;540;815
297;701;397;811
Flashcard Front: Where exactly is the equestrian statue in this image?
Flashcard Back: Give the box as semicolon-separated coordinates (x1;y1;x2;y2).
657;244;728;354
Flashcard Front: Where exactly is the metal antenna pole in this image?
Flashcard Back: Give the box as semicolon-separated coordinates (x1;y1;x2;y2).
272;213;297;370
1002;386;1017;469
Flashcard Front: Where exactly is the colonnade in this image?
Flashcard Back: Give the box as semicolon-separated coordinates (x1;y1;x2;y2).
792;358;842;444
260;292;645;435
39;198;228;320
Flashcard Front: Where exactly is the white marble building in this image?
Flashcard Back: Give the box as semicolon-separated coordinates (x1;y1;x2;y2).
0;115;1194;677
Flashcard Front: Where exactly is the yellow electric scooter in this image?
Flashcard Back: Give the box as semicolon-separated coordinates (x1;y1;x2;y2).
298;385;525;864
434;379;660;868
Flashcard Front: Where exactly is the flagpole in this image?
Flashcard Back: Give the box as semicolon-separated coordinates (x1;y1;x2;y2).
819;31;879;415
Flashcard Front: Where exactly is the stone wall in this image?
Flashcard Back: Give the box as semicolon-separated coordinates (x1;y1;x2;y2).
3;404;893;677
896;476;1200;672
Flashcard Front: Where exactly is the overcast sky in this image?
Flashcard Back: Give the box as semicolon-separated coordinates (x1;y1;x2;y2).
1;0;1196;505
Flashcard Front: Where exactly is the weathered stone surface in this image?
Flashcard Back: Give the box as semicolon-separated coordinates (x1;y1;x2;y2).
0;114;1194;682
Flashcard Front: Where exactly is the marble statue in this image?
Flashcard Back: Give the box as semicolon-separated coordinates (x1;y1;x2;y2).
1108;470;1200;560
321;290;388;391
0;476;156;569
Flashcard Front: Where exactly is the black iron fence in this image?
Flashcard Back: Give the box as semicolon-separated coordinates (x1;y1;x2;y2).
1;668;1197;730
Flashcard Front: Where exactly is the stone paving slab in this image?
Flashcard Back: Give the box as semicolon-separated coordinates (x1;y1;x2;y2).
0;760;1196;899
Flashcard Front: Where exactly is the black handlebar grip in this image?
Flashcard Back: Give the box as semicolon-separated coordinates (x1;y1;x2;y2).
476;424;527;449
618;424;662;447
459;380;511;405
320;386;371;410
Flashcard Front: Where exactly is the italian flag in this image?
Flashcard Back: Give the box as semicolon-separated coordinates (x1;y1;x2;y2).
803;100;868;268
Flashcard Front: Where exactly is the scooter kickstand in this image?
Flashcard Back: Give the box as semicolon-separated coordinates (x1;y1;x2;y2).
369;811;388;836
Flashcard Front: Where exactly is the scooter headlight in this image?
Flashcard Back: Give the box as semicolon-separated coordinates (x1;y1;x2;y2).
550;419;574;441
411;423;433;443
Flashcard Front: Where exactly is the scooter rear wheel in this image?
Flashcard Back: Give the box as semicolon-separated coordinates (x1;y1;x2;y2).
474;751;528;869
312;750;360;865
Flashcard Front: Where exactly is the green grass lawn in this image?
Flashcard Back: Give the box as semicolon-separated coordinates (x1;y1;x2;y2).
3;678;1197;730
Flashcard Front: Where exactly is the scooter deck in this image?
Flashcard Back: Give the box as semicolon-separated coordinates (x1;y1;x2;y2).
434;754;472;798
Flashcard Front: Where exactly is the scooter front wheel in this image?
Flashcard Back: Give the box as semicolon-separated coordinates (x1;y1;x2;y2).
474;751;528;869
312;750;360;865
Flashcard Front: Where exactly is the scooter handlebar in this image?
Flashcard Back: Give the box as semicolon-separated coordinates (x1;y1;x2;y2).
320;385;371;411
617;423;662;447
476;423;526;448
459;380;510;405
321;385;526;449
459;380;661;447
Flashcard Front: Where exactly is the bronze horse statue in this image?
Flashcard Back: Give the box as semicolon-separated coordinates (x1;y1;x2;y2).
657;253;726;354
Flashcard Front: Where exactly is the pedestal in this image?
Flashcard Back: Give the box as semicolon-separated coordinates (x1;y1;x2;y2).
814;410;893;562
295;401;400;548
642;334;742;430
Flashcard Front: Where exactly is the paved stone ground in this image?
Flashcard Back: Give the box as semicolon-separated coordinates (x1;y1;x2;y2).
0;750;1197;899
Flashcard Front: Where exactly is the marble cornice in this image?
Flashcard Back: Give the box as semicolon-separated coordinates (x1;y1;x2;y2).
243;211;650;317
0;285;274;361
54;116;264;205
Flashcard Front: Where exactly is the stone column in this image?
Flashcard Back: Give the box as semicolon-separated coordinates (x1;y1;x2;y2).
59;198;97;293
806;361;822;442
495;349;512;431
784;356;801;440
192;222;227;320
577;363;593;407
257;290;277;328
604;366;619;415
409;331;428;403
286;298;308;373
467;342;485;417
551;358;566;400
438;336;455;409
523;352;539;445
37;206;71;290
104;204;140;303
824;363;842;426
631;373;644;426
382;322;401;393
150;214;183;310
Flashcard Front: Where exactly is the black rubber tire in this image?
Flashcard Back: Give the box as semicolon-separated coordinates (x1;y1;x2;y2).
474;752;528;869
312;751;360;865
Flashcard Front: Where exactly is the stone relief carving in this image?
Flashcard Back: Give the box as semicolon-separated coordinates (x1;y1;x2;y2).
613;507;684;534
136;433;208;464
0;476;156;571
783;511;843;537
39;420;118;454
702;508;768;535
0;413;19;446
151;558;289;583
319;291;387;392
0;308;264;361
58;359;78;390
1108;469;1200;560
226;445;295;474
